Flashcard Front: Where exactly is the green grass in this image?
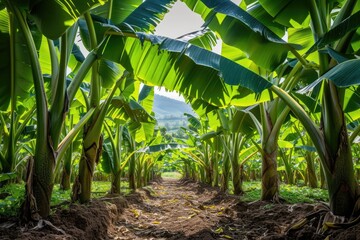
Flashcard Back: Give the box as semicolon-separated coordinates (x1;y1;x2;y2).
240;181;329;203
161;171;182;179
0;180;131;217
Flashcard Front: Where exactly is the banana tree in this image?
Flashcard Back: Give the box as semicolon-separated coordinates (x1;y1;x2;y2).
2;0;109;219
291;121;318;188
214;107;259;194
262;0;360;218
180;113;219;185
102;93;156;193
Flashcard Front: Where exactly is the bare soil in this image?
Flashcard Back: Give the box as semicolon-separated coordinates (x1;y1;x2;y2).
0;179;359;239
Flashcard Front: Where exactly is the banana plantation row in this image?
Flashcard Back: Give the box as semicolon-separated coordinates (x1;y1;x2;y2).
1;0;360;226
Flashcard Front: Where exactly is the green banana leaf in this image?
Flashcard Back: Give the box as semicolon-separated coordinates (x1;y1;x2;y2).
99;32;272;108
101;140;114;174
182;0;301;70
177;29;218;51
138;85;154;114
299;59;360;92
0;9;35;110
187;96;218;117
122;0;176;32
184;113;201;130
108;96;155;123
98;59;122;88
29;0;105;39
308;10;360;54
258;0;310;27
0;9;10;110
91;0;142;25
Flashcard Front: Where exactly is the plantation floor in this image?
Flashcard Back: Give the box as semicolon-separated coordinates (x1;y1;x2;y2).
1;179;359;239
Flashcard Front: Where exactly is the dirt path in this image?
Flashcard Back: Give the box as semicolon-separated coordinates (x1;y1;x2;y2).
1;179;359;239
111;179;238;239
109;179;323;240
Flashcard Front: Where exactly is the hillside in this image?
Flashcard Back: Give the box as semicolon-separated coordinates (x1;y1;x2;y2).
153;94;194;119
153;95;195;132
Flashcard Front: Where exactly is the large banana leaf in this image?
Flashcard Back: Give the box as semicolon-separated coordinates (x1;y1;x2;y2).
138;85;154;114
0;9;10;110
187;96;218;117
29;0;105;39
258;0;310;27
177;29;217;51
182;0;301;70
108;96;155;123
101;140;113;174
99;32;272;108
91;0;142;25
98;59;122;88
299;59;360;92
307;10;360;54
122;0;176;32
318;59;360;88
0;9;34;111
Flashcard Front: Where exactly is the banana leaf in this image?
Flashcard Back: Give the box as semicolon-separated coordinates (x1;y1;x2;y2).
99;32;272;108
183;0;301;70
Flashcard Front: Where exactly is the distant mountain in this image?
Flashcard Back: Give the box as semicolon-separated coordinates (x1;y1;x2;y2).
153;94;195;119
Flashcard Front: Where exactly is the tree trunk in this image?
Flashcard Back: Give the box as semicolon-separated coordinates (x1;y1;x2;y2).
213;158;219;187
323;128;357;217
111;170;121;194
23;145;55;220
221;154;230;192
129;154;136;190
72;136;102;203
231;161;242;195
305;152;317;188
261;149;279;202
60;147;72;190
60;169;71;190
205;166;212;185
320;163;326;189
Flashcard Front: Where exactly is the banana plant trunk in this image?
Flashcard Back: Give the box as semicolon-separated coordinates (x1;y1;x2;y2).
60;137;73;190
305;152;317;188
261;143;279;202
231;161;242;195
260;104;280;202
321;82;357;217
111;170;122;194
129;152;136;190
323;125;357;217
220;153;230;192
72;135;103;203
26;144;56;220
231;134;243;195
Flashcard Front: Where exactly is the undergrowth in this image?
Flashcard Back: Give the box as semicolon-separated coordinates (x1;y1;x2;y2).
0;181;130;217
240;181;328;203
